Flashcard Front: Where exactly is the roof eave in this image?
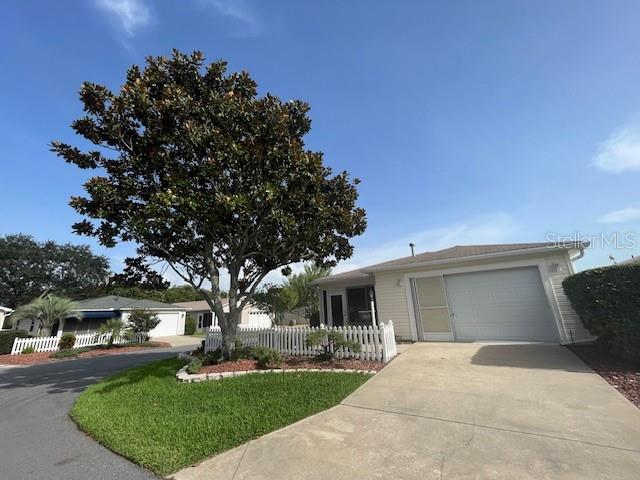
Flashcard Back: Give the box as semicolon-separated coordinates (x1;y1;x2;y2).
362;243;590;273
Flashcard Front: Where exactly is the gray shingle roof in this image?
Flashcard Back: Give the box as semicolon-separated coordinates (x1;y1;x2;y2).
314;242;586;285
74;295;185;311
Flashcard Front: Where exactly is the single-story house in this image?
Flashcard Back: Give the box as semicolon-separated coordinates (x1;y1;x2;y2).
0;306;14;330
174;299;272;332
14;295;187;338
314;242;593;344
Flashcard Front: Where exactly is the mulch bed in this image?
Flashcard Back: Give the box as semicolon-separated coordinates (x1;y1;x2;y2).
199;355;384;375
0;342;171;366
569;344;640;409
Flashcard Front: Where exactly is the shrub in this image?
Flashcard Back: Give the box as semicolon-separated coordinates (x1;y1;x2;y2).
252;346;283;369
186;358;203;374
0;330;30;354
50;347;93;358
229;339;253;361
184;315;197;335
22;346;35;354
203;348;223;366
127;309;161;334
59;333;76;350
563;263;640;360
305;329;361;360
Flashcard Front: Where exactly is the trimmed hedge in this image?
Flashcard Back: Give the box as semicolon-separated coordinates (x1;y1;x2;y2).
0;330;30;354
563;262;640;360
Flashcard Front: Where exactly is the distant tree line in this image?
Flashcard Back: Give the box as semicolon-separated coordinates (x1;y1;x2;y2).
0;234;224;308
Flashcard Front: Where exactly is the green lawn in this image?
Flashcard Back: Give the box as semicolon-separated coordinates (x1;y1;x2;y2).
70;358;370;475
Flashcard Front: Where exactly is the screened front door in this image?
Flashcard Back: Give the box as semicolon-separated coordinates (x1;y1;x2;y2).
328;292;346;326
412;275;453;341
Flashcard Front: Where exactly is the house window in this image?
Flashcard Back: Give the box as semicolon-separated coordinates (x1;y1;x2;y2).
198;314;203;329
203;312;213;328
29;319;35;333
346;286;376;326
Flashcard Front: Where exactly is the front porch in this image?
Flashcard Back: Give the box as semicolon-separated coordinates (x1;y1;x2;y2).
318;283;378;327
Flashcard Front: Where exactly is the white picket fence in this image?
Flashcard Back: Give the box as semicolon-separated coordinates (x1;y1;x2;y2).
11;331;149;355
205;321;397;363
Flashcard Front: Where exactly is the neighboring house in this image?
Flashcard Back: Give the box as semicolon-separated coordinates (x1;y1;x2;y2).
14;296;187;338
175;300;272;332
314;242;593;344
0;306;14;330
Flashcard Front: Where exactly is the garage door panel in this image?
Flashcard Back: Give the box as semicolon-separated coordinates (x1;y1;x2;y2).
444;267;558;342
148;312;180;337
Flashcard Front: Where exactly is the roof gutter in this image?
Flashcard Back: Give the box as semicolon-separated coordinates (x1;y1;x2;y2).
362;243;590;273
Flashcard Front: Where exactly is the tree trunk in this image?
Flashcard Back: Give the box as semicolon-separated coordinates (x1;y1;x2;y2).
218;308;240;359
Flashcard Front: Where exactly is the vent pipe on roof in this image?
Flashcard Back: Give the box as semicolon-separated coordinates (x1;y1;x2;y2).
409;243;415;257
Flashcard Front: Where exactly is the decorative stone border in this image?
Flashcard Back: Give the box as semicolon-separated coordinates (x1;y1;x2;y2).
176;365;378;383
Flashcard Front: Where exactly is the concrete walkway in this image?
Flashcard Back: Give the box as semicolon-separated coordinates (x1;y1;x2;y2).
170;343;640;480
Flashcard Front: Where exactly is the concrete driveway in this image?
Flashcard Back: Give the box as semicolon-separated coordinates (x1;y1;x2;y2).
172;343;640;480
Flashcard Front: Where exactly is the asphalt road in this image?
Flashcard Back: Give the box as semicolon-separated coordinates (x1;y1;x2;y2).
0;348;187;480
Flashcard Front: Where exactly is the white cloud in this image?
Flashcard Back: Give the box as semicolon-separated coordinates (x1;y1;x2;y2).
594;122;640;172
598;207;640;224
95;0;150;36
332;213;520;274
199;0;261;36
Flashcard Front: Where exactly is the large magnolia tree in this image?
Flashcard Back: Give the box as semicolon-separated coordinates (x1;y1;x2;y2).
52;50;366;356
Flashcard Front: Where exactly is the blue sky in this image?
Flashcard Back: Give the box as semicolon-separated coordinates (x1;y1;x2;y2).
1;0;640;286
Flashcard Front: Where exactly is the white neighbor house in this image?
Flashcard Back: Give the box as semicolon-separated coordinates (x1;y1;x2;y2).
314;242;593;344
13;296;188;338
0;306;14;330
175;299;272;332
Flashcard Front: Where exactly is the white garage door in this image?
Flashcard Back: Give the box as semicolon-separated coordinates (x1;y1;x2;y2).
444;267;558;342
148;312;182;337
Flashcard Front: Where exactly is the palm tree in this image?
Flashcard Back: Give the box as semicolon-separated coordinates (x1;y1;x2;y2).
285;264;331;322
12;295;79;337
98;318;127;347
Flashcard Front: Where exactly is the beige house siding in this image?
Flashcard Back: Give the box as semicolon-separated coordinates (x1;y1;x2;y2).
372;271;412;340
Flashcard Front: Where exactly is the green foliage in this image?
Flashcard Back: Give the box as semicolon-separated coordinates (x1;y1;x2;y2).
305;329;361;359
0;330;30;354
52;50;366;355
252;346;283;369
70;358;369;475
108;257;170;291
184;315;197;335
0;234;109;307
202;348;223;366
186;358;203;374
127;309;160;333
59;333;76;350
12;295;80;337
21;346;35;354
98;318;128;347
253;284;298;325
563;263;640;360
285;264;331;320
105;285;222;304
228;339;254;361
50;347;93;358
